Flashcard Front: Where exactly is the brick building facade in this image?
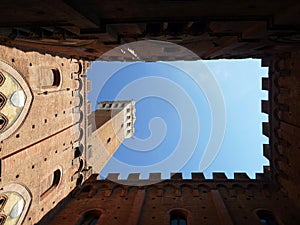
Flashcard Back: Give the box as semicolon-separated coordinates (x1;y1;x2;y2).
0;1;299;224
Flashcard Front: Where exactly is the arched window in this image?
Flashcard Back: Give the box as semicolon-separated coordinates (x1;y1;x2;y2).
40;169;61;198
40;68;61;88
76;210;101;225
257;210;279;225
170;209;188;225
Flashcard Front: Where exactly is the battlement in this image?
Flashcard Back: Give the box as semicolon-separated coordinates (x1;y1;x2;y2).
101;166;271;186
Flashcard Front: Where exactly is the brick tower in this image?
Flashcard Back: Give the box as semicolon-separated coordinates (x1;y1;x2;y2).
87;100;136;174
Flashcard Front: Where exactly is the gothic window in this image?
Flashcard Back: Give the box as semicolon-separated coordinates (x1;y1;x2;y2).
257;210;279;225
0;62;33;141
76;210;101;225
170;209;188;225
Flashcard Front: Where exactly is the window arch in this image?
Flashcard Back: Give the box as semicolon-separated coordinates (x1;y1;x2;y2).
256;210;279;225
76;210;101;225
170;209;188;225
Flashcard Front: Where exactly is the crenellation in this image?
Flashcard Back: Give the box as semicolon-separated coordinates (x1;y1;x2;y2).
149;173;162;182
261;100;270;114
233;173;250;181
102;172;269;185
263;166;271;180
212;172;228;181
86;79;91;93
191;172;206;180
170;173;183;180
86;101;92;115
262;77;269;90
263;144;271;160
106;173;121;182
262;122;270;137
127;173;141;181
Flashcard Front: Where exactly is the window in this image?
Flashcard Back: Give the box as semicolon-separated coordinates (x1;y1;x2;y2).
40;169;61;198
76;210;101;225
41;68;61;88
257;210;279;225
170;210;188;225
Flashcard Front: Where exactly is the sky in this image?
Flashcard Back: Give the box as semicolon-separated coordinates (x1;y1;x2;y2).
87;59;269;179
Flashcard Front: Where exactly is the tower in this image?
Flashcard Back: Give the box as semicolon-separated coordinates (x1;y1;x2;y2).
87;100;136;174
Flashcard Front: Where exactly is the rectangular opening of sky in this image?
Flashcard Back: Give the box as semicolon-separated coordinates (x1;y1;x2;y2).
87;59;269;179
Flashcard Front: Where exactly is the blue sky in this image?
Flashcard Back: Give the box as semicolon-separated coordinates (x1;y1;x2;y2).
87;59;269;179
